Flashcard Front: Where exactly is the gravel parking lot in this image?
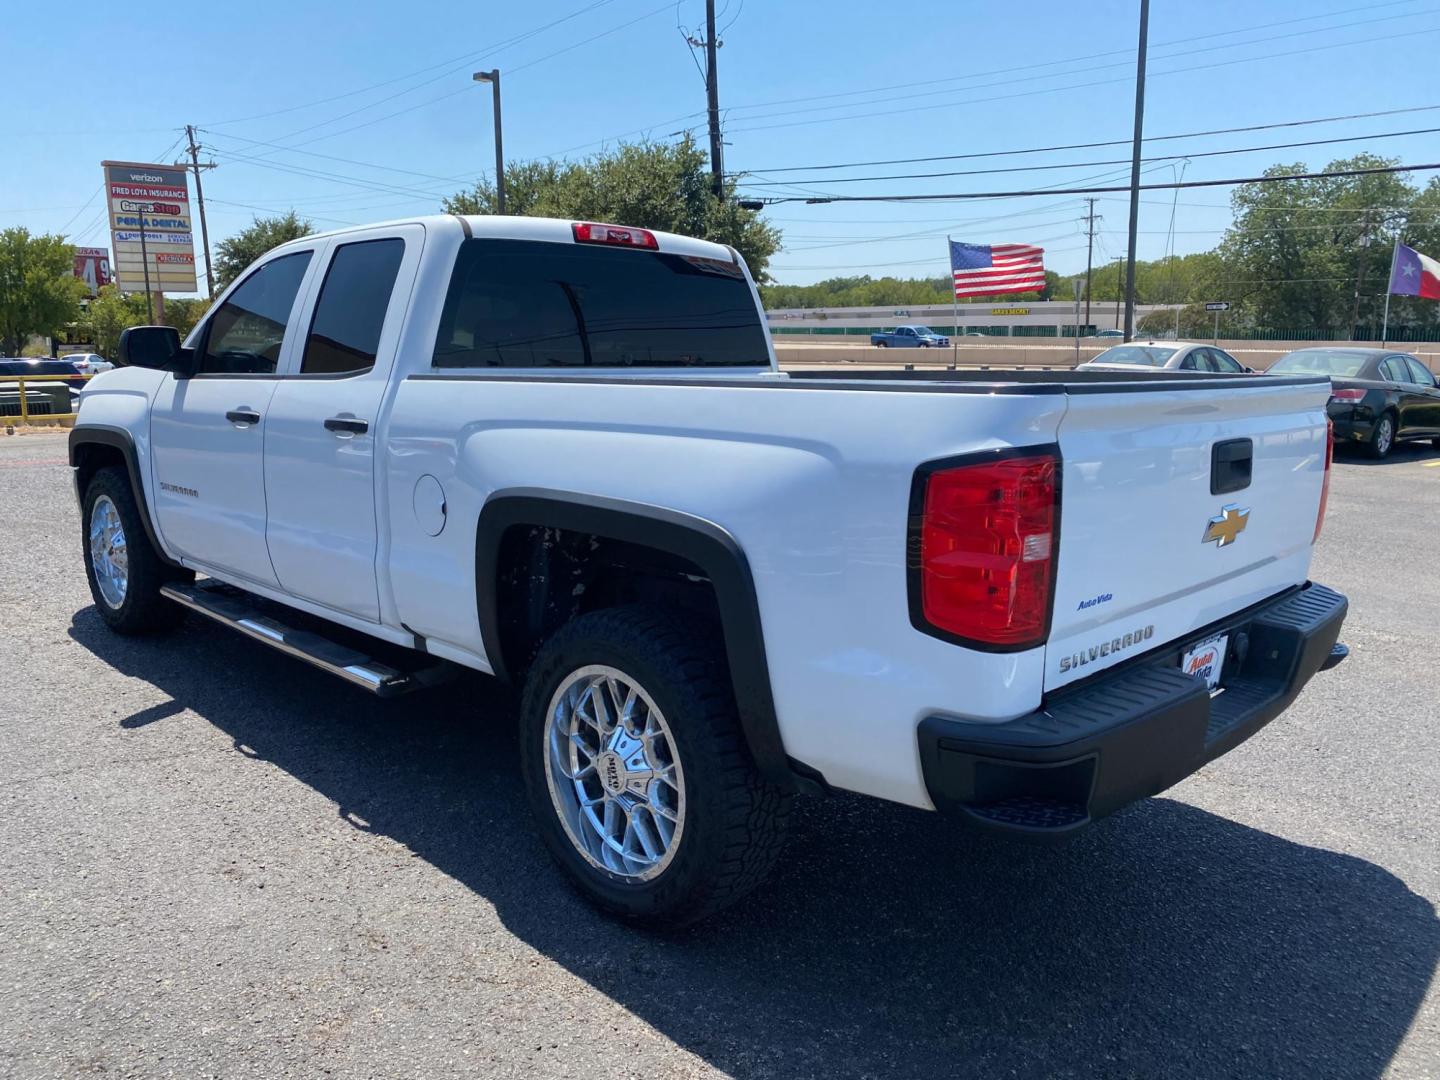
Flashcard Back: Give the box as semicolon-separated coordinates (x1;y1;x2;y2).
3;429;1438;1080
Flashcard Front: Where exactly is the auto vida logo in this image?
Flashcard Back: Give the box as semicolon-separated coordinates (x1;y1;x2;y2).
1059;624;1154;673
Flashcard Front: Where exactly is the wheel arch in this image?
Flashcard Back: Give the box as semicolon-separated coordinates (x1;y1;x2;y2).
68;424;181;568
476;488;820;795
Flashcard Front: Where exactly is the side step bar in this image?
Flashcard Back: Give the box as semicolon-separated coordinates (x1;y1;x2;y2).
160;580;456;698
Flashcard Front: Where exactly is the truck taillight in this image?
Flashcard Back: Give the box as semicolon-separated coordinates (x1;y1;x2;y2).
1330;388;1365;402
572;221;658;249
909;450;1059;650
1314;419;1334;543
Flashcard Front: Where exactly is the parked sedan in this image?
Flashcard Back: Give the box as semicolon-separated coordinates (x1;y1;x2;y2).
61;352;113;375
1077;341;1251;373
1268;347;1440;459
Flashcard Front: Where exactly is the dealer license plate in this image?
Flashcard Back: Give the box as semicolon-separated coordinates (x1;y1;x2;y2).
1180;633;1228;691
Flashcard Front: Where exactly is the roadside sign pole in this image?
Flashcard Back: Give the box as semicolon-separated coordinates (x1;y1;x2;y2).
1073;278;1082;366
137;203;154;323
1213;308;1219;344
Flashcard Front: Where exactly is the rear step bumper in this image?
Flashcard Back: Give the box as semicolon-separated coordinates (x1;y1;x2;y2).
160;580;456;697
918;581;1348;839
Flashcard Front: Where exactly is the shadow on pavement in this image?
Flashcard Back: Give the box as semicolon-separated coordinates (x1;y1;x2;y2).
1336;440;1440;466
70;607;1439;1079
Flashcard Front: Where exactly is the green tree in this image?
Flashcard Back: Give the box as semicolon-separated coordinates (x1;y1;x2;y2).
212;212;315;293
0;228;88;354
81;285;150;360
162;297;209;340
443;137;781;281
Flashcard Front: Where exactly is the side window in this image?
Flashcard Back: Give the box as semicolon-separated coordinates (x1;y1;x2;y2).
1404;357;1435;387
1179;352;1199;370
301;239;406;376
1211;350;1244;373
199;252;312;375
1380;357;1407;383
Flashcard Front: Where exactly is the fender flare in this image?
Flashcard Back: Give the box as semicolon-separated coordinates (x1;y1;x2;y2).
475;488;822;795
68;424;182;569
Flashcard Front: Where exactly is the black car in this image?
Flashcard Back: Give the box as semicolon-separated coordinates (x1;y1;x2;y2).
1268;347;1440;459
0;358;87;391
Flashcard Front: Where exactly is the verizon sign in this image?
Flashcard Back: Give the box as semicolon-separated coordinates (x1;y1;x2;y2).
101;161;197;293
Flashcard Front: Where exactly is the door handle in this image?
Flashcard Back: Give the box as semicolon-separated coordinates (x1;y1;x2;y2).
324;416;369;435
226;408;261;425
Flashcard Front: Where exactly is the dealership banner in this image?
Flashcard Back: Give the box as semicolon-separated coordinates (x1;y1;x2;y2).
73;247;112;295
101;161;197;293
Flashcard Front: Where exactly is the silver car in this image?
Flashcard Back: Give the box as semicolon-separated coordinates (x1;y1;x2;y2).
1078;341;1252;373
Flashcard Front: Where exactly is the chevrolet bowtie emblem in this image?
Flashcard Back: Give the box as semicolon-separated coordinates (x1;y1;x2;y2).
1203;504;1250;547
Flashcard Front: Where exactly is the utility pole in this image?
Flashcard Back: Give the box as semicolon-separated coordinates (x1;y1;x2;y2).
704;0;724;200
1122;0;1150;342
180;125;217;297
472;70;505;214
1083;197;1098;330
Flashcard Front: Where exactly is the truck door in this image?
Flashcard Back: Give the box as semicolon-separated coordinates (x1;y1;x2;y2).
149;249;317;587
262;226;422;622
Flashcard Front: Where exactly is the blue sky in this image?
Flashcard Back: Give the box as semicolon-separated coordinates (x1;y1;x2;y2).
6;0;1438;295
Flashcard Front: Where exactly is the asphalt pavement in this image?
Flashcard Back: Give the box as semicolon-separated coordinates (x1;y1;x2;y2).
2;429;1437;1079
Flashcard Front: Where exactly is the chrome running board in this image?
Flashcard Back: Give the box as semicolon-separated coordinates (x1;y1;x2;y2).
160;579;455;697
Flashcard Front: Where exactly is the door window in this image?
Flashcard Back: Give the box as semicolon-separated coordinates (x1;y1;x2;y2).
199;252;312;375
1178;351;1200;370
1403;356;1436;387
1209;349;1245;373
1379;357;1408;383
300;239;406;376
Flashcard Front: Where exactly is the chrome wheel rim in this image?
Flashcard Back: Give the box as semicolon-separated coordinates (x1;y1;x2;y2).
89;495;128;609
543;664;685;882
1376;417;1394;455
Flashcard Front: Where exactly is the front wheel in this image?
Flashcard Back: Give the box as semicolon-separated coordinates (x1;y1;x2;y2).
518;607;790;926
82;466;189;633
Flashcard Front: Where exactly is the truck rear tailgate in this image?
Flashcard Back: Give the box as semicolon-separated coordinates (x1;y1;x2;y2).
1046;376;1332;692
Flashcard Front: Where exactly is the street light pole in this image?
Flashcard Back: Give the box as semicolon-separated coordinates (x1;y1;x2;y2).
472;69;505;215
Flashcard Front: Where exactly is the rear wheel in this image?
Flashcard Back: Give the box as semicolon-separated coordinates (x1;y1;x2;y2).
876;340;888;348
519;606;790;926
82;467;188;634
1369;412;1396;460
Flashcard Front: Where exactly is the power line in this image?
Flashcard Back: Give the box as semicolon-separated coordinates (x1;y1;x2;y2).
726;25;1440;135
740;126;1440;187
199;0;620;128
743;103;1440;175
536;0;1431;159
753;161;1440;205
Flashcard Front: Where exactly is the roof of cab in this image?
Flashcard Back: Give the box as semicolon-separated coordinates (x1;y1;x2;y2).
277;214;738;264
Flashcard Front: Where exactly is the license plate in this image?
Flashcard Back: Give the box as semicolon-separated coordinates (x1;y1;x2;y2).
1181;633;1228;691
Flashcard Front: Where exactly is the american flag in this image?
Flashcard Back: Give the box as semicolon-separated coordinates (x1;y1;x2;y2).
949;240;1046;298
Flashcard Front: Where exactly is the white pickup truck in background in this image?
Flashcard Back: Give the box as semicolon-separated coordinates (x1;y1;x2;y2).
69;214;1348;925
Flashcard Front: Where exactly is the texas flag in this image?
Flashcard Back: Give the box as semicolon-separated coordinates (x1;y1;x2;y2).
1389;242;1440;300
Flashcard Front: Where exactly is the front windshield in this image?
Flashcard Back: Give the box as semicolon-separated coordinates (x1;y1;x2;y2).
912;326;937;336
1090;345;1177;366
1269;350;1368;378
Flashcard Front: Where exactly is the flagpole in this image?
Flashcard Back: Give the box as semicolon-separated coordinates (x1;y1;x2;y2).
949;236;958;372
1381;235;1399;347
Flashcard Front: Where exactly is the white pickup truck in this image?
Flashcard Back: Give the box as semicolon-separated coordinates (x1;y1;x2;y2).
70;215;1349;924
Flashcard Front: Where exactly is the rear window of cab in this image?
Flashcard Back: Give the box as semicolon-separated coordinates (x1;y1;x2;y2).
431;238;768;369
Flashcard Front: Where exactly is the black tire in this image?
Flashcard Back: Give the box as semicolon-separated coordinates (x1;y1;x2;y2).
519;606;790;926
81;466;189;634
1368;412;1397;460
876;340;887;348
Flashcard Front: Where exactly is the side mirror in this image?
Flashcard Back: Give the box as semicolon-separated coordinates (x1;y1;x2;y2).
117;325;193;376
